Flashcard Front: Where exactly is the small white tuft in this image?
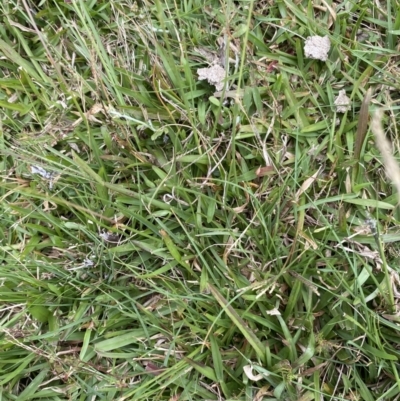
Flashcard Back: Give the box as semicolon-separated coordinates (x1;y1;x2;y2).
304;35;331;61
30;165;58;189
197;64;226;91
334;90;351;113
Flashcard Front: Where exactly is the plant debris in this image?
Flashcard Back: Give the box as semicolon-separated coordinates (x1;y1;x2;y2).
304;35;331;61
371;109;400;204
334;89;351;113
30;165;58;189
197;64;226;92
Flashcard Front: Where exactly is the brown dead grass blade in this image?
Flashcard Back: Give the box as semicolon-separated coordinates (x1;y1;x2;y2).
370;109;400;205
354;88;372;166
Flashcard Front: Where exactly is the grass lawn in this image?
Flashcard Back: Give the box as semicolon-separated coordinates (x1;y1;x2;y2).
1;0;400;400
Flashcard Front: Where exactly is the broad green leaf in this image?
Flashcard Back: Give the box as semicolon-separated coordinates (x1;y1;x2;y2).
29;305;50;323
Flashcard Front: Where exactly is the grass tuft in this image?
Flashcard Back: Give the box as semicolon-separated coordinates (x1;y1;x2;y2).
1;0;400;400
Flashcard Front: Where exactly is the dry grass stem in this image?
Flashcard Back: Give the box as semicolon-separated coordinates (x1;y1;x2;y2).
371;109;400;204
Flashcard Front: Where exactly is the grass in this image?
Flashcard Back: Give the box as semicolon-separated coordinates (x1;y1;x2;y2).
1;0;400;400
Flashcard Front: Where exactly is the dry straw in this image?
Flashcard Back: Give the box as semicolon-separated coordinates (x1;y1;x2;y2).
370;109;400;205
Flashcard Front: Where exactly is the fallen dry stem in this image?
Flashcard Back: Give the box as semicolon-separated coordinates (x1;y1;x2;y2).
370;109;400;205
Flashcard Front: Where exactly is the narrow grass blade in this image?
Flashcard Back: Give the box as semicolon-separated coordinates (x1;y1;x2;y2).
0;100;32;114
72;151;105;185
17;368;50;401
0;38;42;81
210;334;224;383
353;88;372;181
184;357;218;382
95;329;157;353
208;284;266;363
